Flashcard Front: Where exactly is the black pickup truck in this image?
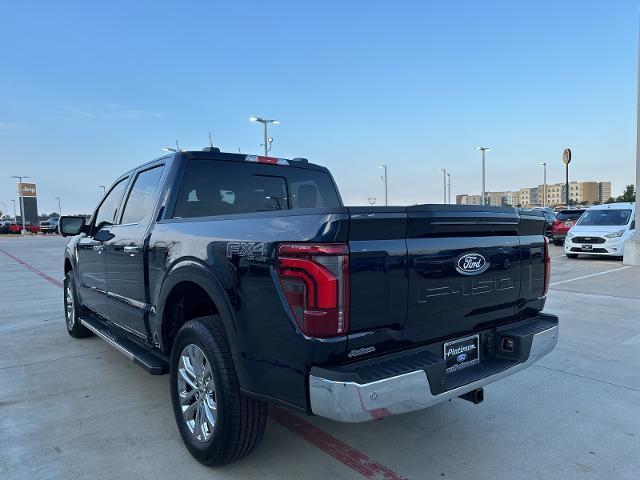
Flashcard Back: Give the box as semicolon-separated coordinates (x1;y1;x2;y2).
59;149;558;465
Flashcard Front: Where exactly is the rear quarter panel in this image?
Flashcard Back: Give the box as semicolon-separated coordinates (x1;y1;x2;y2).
148;209;349;409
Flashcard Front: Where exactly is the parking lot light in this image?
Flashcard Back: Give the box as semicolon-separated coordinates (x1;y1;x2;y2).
476;147;491;205
250;116;280;156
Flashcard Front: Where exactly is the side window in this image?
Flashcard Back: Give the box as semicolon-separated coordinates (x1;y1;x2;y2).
94;178;129;229
120;166;165;225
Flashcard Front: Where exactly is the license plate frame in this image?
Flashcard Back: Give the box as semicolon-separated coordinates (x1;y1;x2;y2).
582;244;593;251
444;334;480;374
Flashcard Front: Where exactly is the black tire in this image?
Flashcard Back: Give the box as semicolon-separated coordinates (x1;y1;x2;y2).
566;254;579;259
170;316;268;466
64;271;92;338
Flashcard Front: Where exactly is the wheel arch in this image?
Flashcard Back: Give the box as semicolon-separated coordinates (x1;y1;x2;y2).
154;259;238;356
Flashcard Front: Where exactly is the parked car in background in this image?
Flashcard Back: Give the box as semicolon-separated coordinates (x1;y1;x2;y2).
565;203;636;258
8;223;22;234
550;209;585;245
25;223;40;234
534;207;557;238
0;221;17;234
40;217;60;234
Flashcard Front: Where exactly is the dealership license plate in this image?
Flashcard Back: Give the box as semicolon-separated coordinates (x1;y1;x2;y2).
582;244;593;250
444;334;480;374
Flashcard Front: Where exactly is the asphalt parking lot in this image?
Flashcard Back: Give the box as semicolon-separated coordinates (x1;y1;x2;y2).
1;236;639;480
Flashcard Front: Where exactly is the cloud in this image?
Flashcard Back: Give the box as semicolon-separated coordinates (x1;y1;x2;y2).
0;122;28;129
60;105;94;118
59;103;166;119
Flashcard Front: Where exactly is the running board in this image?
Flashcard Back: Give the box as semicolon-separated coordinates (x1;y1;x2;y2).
80;317;169;375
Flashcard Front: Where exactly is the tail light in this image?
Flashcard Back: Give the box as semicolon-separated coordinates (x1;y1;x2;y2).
277;243;349;338
543;236;551;296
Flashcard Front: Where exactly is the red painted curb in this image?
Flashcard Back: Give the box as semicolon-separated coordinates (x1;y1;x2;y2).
0;247;63;288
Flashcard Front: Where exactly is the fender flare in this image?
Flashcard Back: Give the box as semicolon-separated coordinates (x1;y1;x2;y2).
152;258;238;354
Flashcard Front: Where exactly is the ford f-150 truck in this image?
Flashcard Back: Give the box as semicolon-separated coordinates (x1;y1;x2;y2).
59;149;558;466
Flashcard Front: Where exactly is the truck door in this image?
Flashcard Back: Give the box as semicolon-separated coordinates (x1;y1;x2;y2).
104;164;165;339
76;177;130;319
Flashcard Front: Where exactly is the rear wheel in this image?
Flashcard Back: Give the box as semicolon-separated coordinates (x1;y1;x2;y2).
64;271;92;338
170;316;268;466
566;253;578;259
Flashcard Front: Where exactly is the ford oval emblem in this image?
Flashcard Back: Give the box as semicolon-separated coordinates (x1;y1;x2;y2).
456;253;489;276
456;353;467;363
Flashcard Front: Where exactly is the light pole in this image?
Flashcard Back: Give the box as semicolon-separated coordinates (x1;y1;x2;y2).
540;162;547;207
11;199;17;220
439;169;447;204
98;185;106;196
379;165;388;206
10;175;30;234
250;116;280;156
476;147;491;205
447;172;451;205
56;197;62;216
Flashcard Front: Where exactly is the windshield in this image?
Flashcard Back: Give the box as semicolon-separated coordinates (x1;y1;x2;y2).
576;209;632;227
556;211;584;221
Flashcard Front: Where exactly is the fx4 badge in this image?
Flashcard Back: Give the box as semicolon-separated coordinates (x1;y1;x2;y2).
226;242;267;260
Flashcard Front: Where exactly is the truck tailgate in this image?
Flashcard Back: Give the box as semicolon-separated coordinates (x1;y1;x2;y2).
347;205;547;351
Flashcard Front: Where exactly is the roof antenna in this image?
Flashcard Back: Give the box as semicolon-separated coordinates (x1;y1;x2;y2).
202;132;221;153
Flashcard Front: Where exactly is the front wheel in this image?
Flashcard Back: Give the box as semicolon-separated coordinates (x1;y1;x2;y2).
64;271;92;338
170;316;268;466
566;253;579;259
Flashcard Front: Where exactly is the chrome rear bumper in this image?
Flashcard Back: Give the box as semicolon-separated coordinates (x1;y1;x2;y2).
309;322;558;423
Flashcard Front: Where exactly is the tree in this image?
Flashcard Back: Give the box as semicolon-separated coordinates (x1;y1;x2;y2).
617;185;636;203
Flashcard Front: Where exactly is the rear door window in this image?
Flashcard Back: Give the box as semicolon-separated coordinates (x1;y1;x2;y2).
120;165;165;225
173;160;341;219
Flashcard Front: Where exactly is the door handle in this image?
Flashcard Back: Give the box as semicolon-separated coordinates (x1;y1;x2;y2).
124;246;142;256
93;245;104;254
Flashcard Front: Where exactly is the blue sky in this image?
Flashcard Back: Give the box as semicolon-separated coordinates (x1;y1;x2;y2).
1;0;638;214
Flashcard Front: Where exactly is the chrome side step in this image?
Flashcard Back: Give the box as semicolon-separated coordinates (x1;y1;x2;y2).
80;317;169;375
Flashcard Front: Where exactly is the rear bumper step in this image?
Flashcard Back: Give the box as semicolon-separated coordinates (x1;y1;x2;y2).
80;317;169;375
309;314;558;422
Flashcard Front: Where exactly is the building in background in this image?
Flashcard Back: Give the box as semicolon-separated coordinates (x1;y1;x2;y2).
598;182;612;203
537;181;611;206
458;181;612;208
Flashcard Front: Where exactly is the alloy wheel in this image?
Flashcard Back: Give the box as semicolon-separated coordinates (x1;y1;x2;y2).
65;282;75;329
177;344;217;442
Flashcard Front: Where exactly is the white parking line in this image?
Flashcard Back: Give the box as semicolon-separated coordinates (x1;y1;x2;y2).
550;265;632;287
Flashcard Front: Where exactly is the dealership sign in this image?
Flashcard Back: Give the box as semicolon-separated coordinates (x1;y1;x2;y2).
19;182;37;197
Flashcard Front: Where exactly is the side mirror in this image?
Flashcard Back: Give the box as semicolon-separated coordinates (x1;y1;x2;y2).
59;216;86;237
